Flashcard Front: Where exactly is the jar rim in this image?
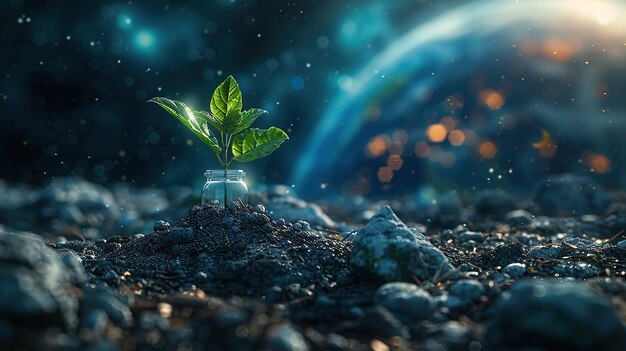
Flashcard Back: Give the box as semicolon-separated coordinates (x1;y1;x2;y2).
204;169;246;177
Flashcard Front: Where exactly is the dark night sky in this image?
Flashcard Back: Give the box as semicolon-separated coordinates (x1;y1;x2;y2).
0;0;442;187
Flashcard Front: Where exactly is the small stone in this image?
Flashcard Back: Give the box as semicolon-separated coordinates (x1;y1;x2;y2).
505;209;533;226
133;233;145;239
459;231;485;243
527;245;561;260
374;282;434;321
153;220;171;231
503;263;526;279
266;324;309;351
195;271;208;281
449;280;485;305
487;279;626;351
54;236;68;246
292;223;303;231
231;225;240;233
562;237;599;249
276;218;286;226
255;204;266;213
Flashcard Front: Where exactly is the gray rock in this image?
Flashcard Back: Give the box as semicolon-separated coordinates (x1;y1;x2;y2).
534;174;610;216
618;240;626;248
153;220;171;231
487;279;626;351
81;286;133;326
449;279;485;305
374;282;434;321
505;209;533;226
266;324;309;351
266;195;337;228
0;232;79;329
458;231;485;243
503;263;526;279
527;245;561;260
562;237;599;249
350;206;454;282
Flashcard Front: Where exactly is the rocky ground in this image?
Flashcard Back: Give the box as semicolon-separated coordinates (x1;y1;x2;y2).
1;174;626;350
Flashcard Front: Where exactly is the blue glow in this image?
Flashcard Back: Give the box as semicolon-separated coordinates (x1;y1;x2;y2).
135;30;156;50
118;15;132;29
290;76;305;90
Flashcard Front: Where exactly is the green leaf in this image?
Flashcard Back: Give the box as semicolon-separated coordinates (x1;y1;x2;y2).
148;97;222;156
222;110;243;134
194;110;223;134
233;108;267;134
209;75;242;121
232;127;289;162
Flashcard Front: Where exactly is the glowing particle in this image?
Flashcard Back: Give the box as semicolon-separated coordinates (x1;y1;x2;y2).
305;63;311;68
426;124;448;142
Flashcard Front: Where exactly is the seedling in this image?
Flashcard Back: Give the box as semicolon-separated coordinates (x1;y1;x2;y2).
148;76;288;207
148;75;288;170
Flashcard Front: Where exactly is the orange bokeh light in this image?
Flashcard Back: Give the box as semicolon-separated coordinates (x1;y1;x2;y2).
585;153;611;173
377;166;394;183
365;135;390;157
479;89;505;110
478;140;498;159
387;155;404;170
415;141;431;158
426;124;448;142
448;130;466;146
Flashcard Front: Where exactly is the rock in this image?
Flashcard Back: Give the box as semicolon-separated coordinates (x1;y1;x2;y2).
266;324;309;351
534;174;610;216
0;232;79;330
562;237;599;249
374;282;434;321
487;279;626;351
527;245;561;260
503;263;526;279
81;286;133;326
474;189;516;219
265;195;337;228
449;280;485;305
350;206;454;282
458;231;485;243
153;220;171;231
618;240;626;248
505;209;533;226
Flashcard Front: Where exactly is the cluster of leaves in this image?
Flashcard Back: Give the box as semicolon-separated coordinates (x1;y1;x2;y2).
148;75;288;169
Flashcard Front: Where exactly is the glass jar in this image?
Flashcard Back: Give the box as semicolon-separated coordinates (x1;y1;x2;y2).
202;170;248;207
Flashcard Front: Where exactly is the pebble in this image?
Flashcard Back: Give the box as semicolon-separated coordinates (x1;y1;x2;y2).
154;220;171;231
487;278;626;351
458;231;485;243
374;282;434;321
266;324;309;351
449;280;485;305
527;245;561;260
503;263;526;279
505;209;533;226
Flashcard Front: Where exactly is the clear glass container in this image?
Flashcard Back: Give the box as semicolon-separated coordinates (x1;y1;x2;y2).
202;170;248;207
